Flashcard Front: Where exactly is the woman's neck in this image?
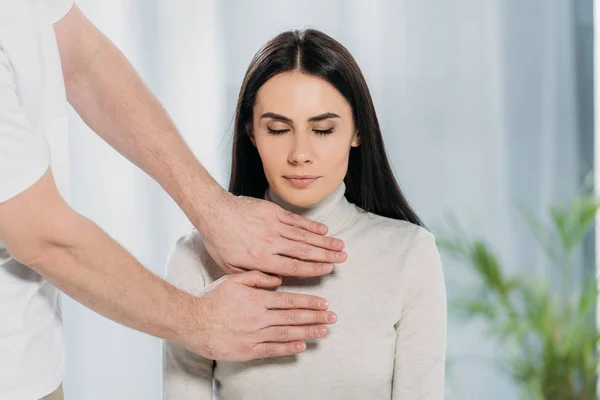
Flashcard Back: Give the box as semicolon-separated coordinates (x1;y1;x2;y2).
265;183;357;235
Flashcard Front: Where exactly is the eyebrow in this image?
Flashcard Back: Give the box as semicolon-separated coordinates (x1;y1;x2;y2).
260;112;341;123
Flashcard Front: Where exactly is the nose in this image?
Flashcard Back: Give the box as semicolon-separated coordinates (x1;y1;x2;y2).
288;133;313;165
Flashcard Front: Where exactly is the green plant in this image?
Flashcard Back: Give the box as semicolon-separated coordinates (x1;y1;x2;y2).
440;191;600;400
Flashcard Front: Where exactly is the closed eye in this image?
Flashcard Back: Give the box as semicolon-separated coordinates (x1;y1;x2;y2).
268;128;290;135
314;128;334;135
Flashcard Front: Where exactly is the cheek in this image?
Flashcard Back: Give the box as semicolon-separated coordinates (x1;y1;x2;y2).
255;139;284;176
317;136;352;171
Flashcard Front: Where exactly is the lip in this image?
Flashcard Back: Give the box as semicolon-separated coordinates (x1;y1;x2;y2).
283;175;320;188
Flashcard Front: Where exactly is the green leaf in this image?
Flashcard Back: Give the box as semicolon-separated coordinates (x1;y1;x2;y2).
438;184;600;399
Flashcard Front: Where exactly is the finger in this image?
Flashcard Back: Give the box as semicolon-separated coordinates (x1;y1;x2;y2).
251;342;307;359
258;325;329;342
265;255;333;277
278;239;347;264
277;208;328;235
230;271;282;288
267;310;337;326
281;225;345;251
265;291;330;310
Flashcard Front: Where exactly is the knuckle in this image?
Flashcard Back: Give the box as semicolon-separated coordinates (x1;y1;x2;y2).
291;245;309;259
286;311;300;325
290;213;301;225
273;292;284;305
313;312;320;324
280;210;292;221
278;328;290;341
288;258;301;275
300;246;311;258
262;345;277;357
299;229;309;242
309;296;320;310
261;233;277;246
284;294;297;309
248;248;261;262
273;206;285;219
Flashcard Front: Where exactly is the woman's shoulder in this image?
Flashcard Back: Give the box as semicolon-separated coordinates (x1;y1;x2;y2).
358;212;444;295
357;210;436;253
166;229;225;289
350;210;440;278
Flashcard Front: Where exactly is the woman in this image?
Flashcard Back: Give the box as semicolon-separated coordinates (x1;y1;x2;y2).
164;29;446;400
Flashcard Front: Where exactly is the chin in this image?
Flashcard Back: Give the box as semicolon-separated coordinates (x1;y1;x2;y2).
275;185;326;208
279;189;321;208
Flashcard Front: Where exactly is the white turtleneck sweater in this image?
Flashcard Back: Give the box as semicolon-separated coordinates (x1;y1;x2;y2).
163;184;447;400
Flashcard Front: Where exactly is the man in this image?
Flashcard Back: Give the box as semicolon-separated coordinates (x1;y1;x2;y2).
0;2;347;399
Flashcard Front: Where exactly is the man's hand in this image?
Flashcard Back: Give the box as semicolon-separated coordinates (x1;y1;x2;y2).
199;193;348;277
183;271;336;361
52;6;340;361
54;5;347;279
0;169;335;363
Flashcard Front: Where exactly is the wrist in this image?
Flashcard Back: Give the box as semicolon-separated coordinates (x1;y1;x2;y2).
169;291;208;350
190;183;231;234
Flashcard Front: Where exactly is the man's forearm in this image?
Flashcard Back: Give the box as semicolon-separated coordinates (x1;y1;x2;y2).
54;6;344;278
56;6;219;229
25;198;199;346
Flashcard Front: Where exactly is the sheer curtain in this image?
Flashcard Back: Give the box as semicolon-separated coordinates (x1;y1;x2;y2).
62;1;592;399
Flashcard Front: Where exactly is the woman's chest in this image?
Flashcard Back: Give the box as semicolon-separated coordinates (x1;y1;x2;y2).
214;321;397;400
213;252;402;399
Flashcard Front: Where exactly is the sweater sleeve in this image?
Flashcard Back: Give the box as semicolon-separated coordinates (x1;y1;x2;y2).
163;232;214;400
392;230;447;400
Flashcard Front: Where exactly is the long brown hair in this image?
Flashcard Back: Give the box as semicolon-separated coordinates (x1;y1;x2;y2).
229;29;422;225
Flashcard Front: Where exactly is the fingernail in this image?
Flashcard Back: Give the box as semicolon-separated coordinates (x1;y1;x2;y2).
323;264;334;273
333;239;344;249
336;252;346;260
317;327;328;337
320;300;329;309
296;343;306;352
328;313;337;324
319;225;328;234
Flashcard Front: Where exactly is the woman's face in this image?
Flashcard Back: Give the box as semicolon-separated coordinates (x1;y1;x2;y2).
251;72;359;207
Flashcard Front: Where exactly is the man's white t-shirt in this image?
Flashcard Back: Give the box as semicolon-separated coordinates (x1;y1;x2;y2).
0;1;73;398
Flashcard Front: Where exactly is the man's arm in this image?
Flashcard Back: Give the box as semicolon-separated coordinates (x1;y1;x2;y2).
54;5;347;277
0;170;335;361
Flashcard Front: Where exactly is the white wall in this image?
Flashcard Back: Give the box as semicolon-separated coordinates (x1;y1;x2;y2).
61;1;592;399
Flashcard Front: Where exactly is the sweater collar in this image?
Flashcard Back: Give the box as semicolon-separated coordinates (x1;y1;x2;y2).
265;183;356;236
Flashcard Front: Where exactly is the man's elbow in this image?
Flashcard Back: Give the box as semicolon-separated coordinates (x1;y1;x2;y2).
0;173;80;273
6;225;67;274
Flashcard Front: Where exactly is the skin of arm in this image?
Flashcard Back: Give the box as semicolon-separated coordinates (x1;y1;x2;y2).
0;169;334;361
0;4;343;362
54;4;348;278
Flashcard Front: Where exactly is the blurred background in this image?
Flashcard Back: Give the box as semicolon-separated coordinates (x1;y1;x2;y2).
62;0;595;399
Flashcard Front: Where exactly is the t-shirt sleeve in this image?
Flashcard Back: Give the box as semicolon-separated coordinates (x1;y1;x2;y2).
0;45;50;204
48;0;74;24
